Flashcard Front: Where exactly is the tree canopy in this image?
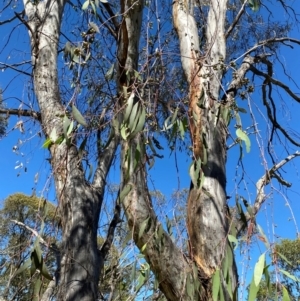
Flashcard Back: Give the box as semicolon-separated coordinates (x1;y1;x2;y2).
0;0;300;300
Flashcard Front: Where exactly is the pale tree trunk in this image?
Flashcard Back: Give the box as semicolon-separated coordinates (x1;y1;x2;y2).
23;0;117;300
173;0;237;299
117;1;228;300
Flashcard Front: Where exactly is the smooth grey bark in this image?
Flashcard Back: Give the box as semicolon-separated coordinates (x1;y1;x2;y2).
23;0;117;300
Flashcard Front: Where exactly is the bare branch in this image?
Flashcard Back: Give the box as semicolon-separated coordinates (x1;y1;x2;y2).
100;203;122;260
253;151;300;216
225;0;247;39
0;61;32;76
92;135;118;189
0;11;23;25
11;219;48;246
235;37;300;62
0;108;41;121
250;65;300;104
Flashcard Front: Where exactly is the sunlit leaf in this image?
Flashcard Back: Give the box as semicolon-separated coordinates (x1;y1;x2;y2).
236;128;251;153
254;253;265;287
282;286;291;301
42;138;52;149
72;105;87;127
280;269;300;282
82;0;89;10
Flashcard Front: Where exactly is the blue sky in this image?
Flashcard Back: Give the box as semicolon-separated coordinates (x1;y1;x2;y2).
1;0;300;298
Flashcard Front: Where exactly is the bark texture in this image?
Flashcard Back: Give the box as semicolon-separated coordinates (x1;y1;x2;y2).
173;0;237;298
23;0;117;300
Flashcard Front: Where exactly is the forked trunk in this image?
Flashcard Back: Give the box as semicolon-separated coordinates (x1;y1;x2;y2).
23;0;116;300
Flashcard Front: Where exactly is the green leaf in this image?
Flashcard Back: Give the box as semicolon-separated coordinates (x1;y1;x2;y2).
186;273;194;298
189;158;202;188
124;93;134;122
228;234;238;250
120;123;129;140
257;224;270;248
63;115;71;140
82;0;89;10
128;102;139;131
42;138;52;149
105;63;115;80
236;128;251;153
138;217;150;239
72;105;87;127
249;0;260;11
119;185;132;202
277;252;293;267
280;269;300;282
33;278;42;301
15;258;31;275
136;272;146;292
212;269;220;301
179;120;185;140
132;106;146;135
237;107;247;113
248;276;260;301
91;2;96;13
282;286;291;301
141;243;147;252
254;253;265;287
40;260;53;280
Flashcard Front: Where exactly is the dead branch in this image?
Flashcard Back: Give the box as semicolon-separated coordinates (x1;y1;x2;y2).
0;108;41;121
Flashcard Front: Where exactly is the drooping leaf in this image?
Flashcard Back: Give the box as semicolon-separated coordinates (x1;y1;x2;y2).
131;106;146;135
138;217;150;239
254;253;265;287
280;269;300;282
72;105;88;127
277;251;293;267
248;276;260;301
128;102;139;131
40;259;53;280
119;184;132;202
186;273;194;298
82;0;89;10
282;286;291;301
15;258;31;275
236;128;251;153
212;269;220;301
124;93;135;123
32;278;42;301
228;234;238;250
105;63;115;80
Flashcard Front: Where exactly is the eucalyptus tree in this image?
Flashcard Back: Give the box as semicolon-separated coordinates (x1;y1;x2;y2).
1;0;300;300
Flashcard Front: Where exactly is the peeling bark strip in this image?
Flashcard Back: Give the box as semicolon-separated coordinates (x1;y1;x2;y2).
24;0;117;300
173;0;237;295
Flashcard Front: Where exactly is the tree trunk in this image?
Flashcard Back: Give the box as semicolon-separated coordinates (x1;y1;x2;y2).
23;0;117;300
173;0;237;299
